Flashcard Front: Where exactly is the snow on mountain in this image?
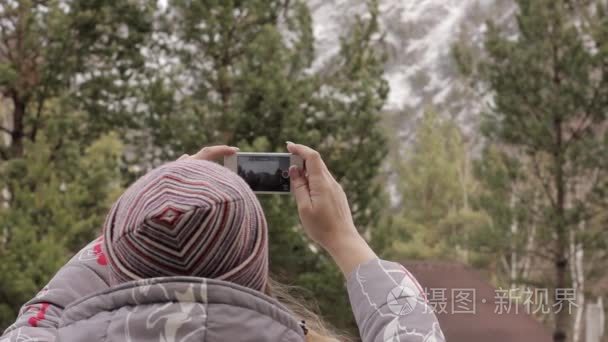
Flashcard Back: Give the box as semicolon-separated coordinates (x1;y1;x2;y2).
307;0;518;137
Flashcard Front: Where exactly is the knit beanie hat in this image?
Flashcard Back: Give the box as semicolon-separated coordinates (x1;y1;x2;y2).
102;158;268;291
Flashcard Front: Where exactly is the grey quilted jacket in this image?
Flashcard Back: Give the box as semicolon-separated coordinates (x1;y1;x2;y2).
1;237;445;341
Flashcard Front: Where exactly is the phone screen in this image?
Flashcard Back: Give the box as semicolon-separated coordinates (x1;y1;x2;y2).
237;155;291;192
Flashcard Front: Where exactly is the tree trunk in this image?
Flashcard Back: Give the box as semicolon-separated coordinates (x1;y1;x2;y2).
570;235;584;342
571;179;588;342
9;93;25;158
554;210;569;342
553;118;569;342
509;190;518;289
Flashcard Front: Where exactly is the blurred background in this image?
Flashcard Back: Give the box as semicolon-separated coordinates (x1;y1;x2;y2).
0;0;606;341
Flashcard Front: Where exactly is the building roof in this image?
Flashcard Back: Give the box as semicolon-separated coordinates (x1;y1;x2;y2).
401;260;553;342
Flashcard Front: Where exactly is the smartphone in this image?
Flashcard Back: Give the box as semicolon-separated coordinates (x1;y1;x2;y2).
224;152;304;194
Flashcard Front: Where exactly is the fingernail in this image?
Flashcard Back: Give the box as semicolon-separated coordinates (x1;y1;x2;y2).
231;146;240;151
289;165;300;178
286;141;294;145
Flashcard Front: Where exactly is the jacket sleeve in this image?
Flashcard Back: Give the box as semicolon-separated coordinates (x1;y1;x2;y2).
0;236;110;342
347;258;446;342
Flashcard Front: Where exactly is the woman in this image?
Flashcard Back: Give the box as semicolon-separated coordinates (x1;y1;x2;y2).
0;143;445;342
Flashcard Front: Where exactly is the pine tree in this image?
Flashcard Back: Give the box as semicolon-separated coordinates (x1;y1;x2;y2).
381;110;488;262
470;145;543;288
0;120;124;328
457;1;608;340
0;0;155;159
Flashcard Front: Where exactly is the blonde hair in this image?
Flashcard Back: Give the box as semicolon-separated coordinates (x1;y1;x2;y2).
266;278;353;342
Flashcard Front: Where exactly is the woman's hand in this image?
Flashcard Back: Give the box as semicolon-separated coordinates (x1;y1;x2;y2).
177;145;239;161
286;142;377;278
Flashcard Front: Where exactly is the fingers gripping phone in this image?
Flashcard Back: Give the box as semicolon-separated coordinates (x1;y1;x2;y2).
224;153;304;194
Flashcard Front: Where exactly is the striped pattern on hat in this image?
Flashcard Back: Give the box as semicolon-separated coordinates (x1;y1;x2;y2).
102;159;268;291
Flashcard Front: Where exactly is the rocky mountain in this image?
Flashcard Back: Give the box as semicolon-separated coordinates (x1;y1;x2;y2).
307;0;518;139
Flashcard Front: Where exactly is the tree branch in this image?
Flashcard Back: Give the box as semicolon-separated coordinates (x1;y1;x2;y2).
531;153;558;209
0;125;13;134
29;87;47;142
565;81;601;147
